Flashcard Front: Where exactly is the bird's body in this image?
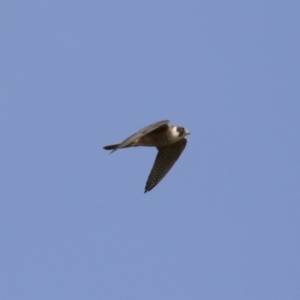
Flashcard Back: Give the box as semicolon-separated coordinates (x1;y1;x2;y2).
103;120;189;193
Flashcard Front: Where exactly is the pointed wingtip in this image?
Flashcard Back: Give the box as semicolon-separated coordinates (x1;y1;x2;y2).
144;185;153;193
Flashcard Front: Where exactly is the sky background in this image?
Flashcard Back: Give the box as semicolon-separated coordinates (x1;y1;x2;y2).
1;2;300;299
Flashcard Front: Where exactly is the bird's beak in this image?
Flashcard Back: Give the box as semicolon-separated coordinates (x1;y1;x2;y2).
186;130;190;135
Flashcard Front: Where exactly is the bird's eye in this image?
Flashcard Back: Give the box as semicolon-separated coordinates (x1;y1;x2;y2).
177;127;185;136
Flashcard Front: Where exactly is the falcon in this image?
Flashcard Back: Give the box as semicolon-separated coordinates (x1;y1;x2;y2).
103;120;190;193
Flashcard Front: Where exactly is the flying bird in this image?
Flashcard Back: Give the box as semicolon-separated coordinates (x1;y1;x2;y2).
103;120;190;193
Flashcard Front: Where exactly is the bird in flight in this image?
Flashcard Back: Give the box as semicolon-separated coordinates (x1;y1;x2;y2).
103;120;190;193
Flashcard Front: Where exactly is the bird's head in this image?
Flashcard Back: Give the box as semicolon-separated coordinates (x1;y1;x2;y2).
170;126;190;141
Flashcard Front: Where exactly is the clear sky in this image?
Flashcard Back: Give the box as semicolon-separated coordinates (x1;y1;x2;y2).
1;2;300;299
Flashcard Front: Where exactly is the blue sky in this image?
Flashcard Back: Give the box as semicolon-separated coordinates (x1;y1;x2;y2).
1;2;300;299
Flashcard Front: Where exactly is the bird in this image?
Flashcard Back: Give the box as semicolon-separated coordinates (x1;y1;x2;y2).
103;120;190;193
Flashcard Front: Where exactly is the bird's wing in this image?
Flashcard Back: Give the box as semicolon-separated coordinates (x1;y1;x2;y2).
144;138;187;193
138;120;170;135
111;120;170;152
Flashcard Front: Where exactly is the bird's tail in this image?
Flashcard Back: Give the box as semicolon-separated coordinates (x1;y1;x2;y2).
103;142;135;153
103;143;120;151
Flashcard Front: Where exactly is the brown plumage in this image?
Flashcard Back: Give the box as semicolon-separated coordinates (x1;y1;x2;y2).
144;138;187;193
103;120;189;193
